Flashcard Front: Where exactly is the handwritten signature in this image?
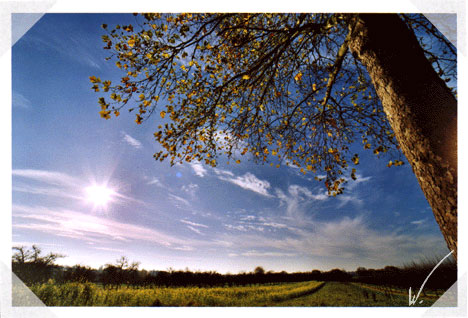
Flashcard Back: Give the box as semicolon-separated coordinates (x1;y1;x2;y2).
408;250;454;306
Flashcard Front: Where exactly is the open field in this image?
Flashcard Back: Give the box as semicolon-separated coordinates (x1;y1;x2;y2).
23;280;442;306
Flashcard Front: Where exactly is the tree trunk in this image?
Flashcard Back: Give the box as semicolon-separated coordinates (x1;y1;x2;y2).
347;14;458;259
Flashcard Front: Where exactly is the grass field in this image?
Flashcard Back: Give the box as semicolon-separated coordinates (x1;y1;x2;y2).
24;281;440;306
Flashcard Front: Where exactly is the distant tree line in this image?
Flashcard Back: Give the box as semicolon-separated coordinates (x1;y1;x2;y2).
354;259;456;291
12;245;456;291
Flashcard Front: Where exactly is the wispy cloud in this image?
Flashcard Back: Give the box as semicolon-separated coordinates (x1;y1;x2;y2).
146;177;164;187
219;215;448;267
13;204;200;250
24;28;102;69
13;91;32;109
186;226;204;235
333;174;371;207
224;223;265;232
276;185;328;218
180;219;208;228
224;224;248;232
240;215;256;221
261;222;289;229
181;183;199;198
213;168;235;177
12;184;82;200
172;246;194;251
218;172;272;197
345;174;372;191
12;169;80;187
12;241;62;248
91;246;125;253
240;250;297;257
190;162;208;177
122;132;143;149
168;193;191;208
337;194;363;207
411;219;426;225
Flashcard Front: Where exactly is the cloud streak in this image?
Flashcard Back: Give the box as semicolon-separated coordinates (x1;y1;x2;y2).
24;27;102;69
218;214;448;268
13;91;32;109
168;193;191;208
180;219;209;228
12;169;80;187
218;172;272;197
12;184;83;200
122;132;143;149
13;204;201;250
276;184;328;218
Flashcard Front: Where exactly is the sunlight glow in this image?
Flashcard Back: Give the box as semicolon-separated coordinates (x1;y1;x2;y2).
85;185;115;208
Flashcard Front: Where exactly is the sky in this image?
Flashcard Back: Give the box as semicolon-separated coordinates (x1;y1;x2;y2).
11;13;453;274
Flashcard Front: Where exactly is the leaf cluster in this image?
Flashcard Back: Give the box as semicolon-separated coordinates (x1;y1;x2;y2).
91;13;453;195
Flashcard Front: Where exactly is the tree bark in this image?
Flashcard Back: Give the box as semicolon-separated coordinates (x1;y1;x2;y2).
347;14;458;259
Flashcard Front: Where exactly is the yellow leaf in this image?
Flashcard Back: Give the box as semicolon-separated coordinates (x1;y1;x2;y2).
114;110;120;117
135;114;142;124
89;76;100;83
294;72;303;82
236;160;241;164
160;111;166;118
242;75;250;80
128;38;135;47
99;110;111;119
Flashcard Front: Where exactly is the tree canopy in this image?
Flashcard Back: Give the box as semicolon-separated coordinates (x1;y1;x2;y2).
12;245;65;265
91;13;456;196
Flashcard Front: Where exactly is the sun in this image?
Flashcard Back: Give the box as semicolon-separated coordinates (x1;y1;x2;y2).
85;184;115;208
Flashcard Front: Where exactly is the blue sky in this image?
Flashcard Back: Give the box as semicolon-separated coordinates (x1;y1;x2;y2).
11;13;451;273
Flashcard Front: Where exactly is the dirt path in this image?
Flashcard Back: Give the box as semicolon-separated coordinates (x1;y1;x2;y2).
268;282;432;306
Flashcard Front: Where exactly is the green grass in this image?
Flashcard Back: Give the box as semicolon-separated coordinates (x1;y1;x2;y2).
24;281;442;306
